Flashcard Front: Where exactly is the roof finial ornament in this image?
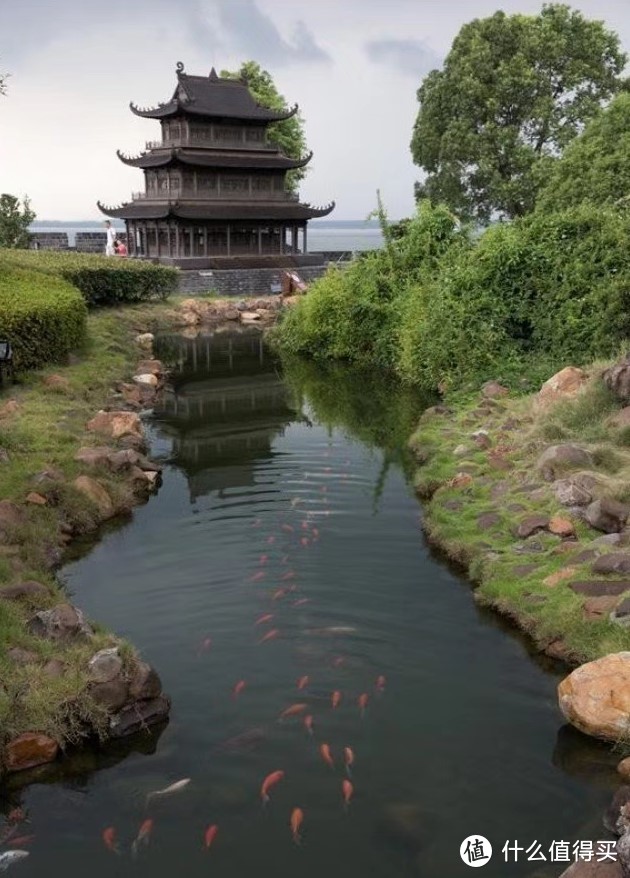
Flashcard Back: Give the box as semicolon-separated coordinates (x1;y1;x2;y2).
209;67;219;80
176;61;185;74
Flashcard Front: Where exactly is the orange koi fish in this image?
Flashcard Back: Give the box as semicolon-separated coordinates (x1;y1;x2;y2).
282;570;296;581
312;527;320;539
255;613;274;626
293;597;309;607
267;536;276;545
282;524;294;533
259;628;279;644
279;703;308;721
358;693;368;717
204;824;218;850
331;690;342;709
233;680;247;698
304;714;314;735
272;588;286;601
301;521;309;531
300;538;309;547
250;571;266;582
290;807;304;845
376;675;386;693
102;827;119;854
342;779;353;810
259;554;269;565
319;743;334;769
332;656;345;668
297;675;309;690
260;770;285;805
344;747;354;777
131;818;153;858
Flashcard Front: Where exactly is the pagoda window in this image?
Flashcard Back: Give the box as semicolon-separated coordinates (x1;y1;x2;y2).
253;177;271;192
147;172;158;193
246;128;265;143
182;172;195;192
170;123;181;141
189;125;211;143
214;125;239;143
273;177;285;191
170;174;181;190
221;176;249;193
197;173;217;191
162;122;170;142
157;171;169;192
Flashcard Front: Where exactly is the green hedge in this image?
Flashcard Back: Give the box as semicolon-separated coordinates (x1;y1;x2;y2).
0;250;177;307
0;266;87;370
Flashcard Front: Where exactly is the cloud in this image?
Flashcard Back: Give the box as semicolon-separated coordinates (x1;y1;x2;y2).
215;0;330;66
365;38;441;78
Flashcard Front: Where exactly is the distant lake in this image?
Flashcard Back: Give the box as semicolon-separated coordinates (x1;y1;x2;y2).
29;223;384;253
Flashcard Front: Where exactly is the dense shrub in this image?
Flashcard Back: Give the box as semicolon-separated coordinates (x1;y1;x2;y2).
409;204;630;389
0;250;177;306
274;202;470;370
0;266;87;369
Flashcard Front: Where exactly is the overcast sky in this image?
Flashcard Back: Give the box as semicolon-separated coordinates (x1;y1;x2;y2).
1;0;629;221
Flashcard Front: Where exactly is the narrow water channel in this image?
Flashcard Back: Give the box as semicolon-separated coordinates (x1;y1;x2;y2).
6;327;621;877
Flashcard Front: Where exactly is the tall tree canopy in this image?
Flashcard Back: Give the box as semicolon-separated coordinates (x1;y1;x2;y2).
0;194;36;249
535;92;630;212
411;4;626;222
220;61;309;194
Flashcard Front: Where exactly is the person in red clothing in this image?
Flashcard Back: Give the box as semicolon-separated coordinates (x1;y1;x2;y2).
114;239;128;256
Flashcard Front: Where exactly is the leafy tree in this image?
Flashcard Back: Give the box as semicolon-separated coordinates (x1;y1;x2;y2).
536;93;630;212
0;194;36;249
411;4;626;222
0;61;8;96
221;61;309;193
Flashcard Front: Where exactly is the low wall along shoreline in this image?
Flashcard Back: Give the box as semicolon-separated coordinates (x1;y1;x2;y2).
27;233;352;296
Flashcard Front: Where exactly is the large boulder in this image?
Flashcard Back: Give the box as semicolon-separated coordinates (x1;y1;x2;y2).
585;498;630;534
593;554;630;575
89;678;129;711
5;732;59;772
108;694;171;738
28;603;93;642
537;445;594;480
558;653;630;742
86;411;143;442
128;660;162;700
88;647;122;683
536;367;589;409
73;475;115;519
604;356;630;403
553;476;597;507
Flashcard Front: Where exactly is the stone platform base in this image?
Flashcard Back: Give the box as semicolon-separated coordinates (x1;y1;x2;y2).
176;263;329;297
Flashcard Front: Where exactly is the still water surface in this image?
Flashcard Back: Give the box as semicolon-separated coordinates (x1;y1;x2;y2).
4;328;621;876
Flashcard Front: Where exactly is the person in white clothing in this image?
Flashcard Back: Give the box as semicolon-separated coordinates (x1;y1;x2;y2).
104;220;117;256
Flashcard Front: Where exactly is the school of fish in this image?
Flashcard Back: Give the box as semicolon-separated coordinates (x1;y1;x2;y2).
0;452;389;867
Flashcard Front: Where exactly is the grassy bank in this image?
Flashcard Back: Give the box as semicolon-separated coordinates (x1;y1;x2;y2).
0;300;175;755
410;368;630;665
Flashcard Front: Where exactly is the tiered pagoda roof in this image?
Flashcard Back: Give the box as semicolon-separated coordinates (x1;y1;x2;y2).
97;62;334;263
97;200;335;221
130;64;298;122
116;148;314;171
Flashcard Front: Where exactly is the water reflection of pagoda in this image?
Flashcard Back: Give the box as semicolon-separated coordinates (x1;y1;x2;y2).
153;328;298;501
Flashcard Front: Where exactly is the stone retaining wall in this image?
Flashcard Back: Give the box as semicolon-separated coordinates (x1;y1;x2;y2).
176;264;330;297
30;232;69;250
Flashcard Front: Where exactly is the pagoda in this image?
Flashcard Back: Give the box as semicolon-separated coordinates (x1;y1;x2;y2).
98;62;334;266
